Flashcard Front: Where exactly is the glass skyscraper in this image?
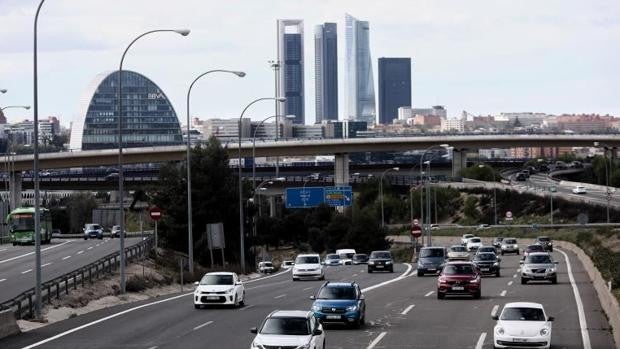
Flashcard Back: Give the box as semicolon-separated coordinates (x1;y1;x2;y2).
378;57;412;125
314;22;338;123
278;19;305;124
345;13;376;125
70;70;182;150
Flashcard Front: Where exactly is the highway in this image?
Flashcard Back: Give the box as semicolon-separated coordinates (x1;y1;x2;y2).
0;237;614;349
0;238;143;304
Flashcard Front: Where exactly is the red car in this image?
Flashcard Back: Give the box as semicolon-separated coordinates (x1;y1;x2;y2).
522;244;545;259
437;262;481;299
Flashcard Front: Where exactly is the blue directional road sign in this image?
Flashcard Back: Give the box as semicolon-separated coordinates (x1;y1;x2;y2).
324;186;353;207
285;187;325;208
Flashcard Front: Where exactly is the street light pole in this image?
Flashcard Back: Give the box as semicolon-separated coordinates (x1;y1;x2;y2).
117;28;190;293
252;115;295;191
418;144;450;246
186;69;245;274
380;167;399;228
594;142;614;223
479;164;497;225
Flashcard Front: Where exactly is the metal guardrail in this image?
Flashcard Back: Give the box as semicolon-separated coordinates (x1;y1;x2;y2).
0;236;153;320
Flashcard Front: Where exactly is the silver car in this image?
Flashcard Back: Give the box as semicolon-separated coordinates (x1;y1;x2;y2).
500;238;519;255
520;252;558;284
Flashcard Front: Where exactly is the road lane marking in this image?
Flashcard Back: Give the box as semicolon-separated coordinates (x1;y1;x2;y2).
77;251;84;255
87;247;93;250
491;305;499;317
42;262;52;267
367;331;387;349
147;346;158;349
0;241;71;264
517;268;521;272
475;332;487;349
362;263;413;293
239;304;255;311
193;320;213;331
556;248;591;349
424;291;434;297
507;281;513;286
513;274;517;278
96;244;100;247
0;279;6;283
303;287;314;291
500;290;507;297
62;256;71;260
244;268;291;284
274;294;287;299
400;304;415;315
0;248;7;252
352;273;358;277
22;269;33;274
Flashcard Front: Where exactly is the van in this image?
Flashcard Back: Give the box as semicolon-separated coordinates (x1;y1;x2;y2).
335;248;356;265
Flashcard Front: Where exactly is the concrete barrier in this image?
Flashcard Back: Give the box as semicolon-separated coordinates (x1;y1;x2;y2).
0;309;20;340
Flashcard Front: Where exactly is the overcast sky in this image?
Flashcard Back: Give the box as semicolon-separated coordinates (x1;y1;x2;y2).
0;0;618;127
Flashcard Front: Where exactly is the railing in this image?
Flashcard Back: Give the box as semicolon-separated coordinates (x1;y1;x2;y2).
0;236;153;320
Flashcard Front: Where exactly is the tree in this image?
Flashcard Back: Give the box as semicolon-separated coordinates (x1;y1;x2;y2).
463;196;481;221
347;206;388;253
66;193;97;233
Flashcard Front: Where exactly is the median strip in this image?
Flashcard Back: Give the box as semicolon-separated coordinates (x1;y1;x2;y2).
367;331;387;349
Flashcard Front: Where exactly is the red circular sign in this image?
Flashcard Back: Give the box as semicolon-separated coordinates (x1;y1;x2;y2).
149;207;163;221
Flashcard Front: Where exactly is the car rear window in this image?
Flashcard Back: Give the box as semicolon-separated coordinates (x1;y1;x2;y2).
420;248;445;258
443;264;475;275
296;256;319;264
500;307;545;321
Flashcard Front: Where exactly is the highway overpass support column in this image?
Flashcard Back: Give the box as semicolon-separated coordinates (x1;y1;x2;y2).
9;171;22;209
452;149;467;179
269;196;276;217
334;153;350;213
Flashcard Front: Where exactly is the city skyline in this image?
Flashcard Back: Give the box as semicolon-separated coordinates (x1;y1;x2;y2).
0;0;618;127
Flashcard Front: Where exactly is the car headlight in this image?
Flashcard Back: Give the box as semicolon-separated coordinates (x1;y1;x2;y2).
385;261;392;264
312;304;321;311
540;327;550;336
496;327;505;335
547;268;556;273
369;261;375;265
470;278;480;283
493;262;499;266
226;288;234;293
250;342;263;349
346;305;358;312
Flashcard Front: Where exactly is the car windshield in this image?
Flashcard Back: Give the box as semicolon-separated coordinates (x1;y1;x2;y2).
500;307;545;321
260;317;310;335
475;253;496;261
420;248;444;258
353;254;367;260
317;286;356;300
450;246;467;252
470;238;481;243
443;264;475;275
200;274;233;285
504;239;517;244
370;251;391;259
494;238;504;242
526;255;553;264
86;224;100;230
296;256;319;264
326;254;339;260
538;237;550;242
10;214;34;231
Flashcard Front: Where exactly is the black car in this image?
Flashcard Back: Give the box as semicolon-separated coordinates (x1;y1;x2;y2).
472;252;500;277
368;251;393;273
536;236;553;252
492;237;504;250
352;254;369;265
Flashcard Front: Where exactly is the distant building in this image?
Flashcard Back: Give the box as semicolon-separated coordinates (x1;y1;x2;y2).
413;115;442;128
555;114;612;132
441;118;464;133
411;106;447;118
398;107;413;120
199;118;252;142
378;57;411;125
323;120;368;138
278;20;305;124
345;13;376;125
292;124;324;138
314;22;338;123
5;117;60;145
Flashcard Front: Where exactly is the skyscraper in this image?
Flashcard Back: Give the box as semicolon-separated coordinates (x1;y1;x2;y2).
345;13;375;125
277;20;305;124
378;57;412;125
314;22;338;124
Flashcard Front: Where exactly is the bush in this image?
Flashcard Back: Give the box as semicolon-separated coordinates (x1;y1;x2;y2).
125;276;148;292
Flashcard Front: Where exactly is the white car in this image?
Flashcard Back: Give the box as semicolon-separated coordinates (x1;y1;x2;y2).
461;233;475;245
258;261;275;274
282;260;295;269
292;254;324;281
466;237;483;251
572;185;587;194
250;310;325;349
193;272;245;308
447;245;470;260
336;248;356;265
493;302;554;349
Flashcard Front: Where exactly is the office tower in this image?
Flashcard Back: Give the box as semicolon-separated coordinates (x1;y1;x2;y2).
314;22;338;123
277;20;305;124
345;13;375;125
378;57;412;125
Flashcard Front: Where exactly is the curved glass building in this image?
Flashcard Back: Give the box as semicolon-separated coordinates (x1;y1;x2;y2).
70;70;182;150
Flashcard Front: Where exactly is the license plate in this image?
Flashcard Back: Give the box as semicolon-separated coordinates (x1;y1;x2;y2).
427;268;436;271
206;296;219;300
481;268;489;271
326;315;340;319
376;265;384;268
513;338;528;342
452;286;464;291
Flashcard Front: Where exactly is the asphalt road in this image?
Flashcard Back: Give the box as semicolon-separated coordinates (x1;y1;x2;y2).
0;238;615;349
514;173;618;207
0;237;143;303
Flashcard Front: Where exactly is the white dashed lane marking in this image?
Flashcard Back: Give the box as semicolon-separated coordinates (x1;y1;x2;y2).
424;291;434;297
21;269;33;274
367;331;387;349
475;332;487;349
500;290;507;297
0;278;6;283
42;262;52;267
491;305;499;317
193;320;213;331
77;251;84;255
507;281;513;286
400;304;415;315
62;256;71;260
274;294;287;299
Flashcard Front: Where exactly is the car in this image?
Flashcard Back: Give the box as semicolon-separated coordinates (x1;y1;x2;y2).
110;225;121;238
521;252;558;284
466;237;483;251
447;245;470;260
500;238;519;255
436;261;481;299
417;246;446;276
39;170;51;177
477;224;491;230
51;228;62;236
83;223;103;240
292;254;324;281
310;282;365;328
536;236;553;252
323;254;341;266
522;244;545;259
472;252;501;277
461;234;475;245
193;272;245;308
430;224;440;230
250;310;325;349
493;302;554;349
572;185;587;194
352;253;369;265
476;246;498;256
336;249;356;265
282;260;295;269
492;237;504;249
367;250;393;273
258;261;275;274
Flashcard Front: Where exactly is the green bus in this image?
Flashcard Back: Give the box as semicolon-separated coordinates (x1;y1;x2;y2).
7;207;53;246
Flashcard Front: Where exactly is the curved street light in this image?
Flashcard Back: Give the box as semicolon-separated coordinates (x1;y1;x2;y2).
380;167;400;228
0;89;7;94
186;69;245;274
594;141;615;223
252;114;295;190
1;105;31;112
117;28;190;293
419;144;451;246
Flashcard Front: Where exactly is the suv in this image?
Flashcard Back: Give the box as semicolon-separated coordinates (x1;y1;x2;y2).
417;247;446;276
492;237;504;250
437;261;482;299
536;236;553;252
367;250;393;273
500;238;519;255
310;282;365;328
258;261;275;274
292;254;324;281
352;253;369;265
111;225;121;238
472;252;501;277
521;252;558;284
323;254;341;266
83;223;103;240
250;310;325;349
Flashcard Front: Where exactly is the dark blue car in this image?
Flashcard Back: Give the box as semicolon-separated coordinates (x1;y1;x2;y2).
310;282;365;328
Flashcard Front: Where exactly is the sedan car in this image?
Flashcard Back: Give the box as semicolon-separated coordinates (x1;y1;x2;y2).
493;302;554;349
83;223;103;240
536;236;553;252
311;282;365;328
323;254;341;266
447;245;470;261
367;250;393;273
193;272;245;308
521;253;558;284
293;254;324;281
461;233;475;245
417;247;447;276
352;253;369;265
437;261;481;299
250;310;325;349
466;237;483;251
500;238;519;255
472;252;501;277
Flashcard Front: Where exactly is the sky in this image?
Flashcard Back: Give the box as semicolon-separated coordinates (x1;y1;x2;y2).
0;0;619;127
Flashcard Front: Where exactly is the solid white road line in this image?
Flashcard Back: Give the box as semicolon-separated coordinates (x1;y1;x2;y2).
193;320;213;331
475;332;487;349
507;281;514;286
147;346;158;349
0;248;7;252
0;278;6;282
367;331;387;349
0;241;71;265
424;291;434;297
491;305;499;318
500;290;507;297
41;262;52;267
400;304;415;315
244;268;291;284
361;263;413;293
21;269;33;274
239;304;255;311
274;294;287;299
62;256;71;260
77;251;84;255
556;248;592;349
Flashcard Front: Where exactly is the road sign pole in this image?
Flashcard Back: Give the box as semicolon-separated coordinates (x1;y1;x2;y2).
154;221;158;254
550;192;554;225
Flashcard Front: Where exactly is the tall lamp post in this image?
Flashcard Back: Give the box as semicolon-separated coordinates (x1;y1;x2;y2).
117;28;190;293
419;144;450;246
238;97;285;274
380;167;400;228
1;105;31;112
186;69;245;274
478;164;497;225
594;141;614;223
252;115;295;190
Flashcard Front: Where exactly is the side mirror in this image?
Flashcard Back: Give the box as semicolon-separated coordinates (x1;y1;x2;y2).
194;281;199;287
492;315;499;320
519;261;524;265
236;282;243;286
309;295;315;300
312;328;323;336
547;316;554;322
554;261;559;265
250;327;258;334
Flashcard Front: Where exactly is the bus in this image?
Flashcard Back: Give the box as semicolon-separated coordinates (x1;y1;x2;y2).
7;207;53;246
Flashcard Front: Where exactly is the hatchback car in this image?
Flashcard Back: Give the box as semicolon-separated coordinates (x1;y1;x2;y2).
461;234;475;245
437;262;481;299
367;250;393;273
323;254;341;266
493;302;554;349
447;245;470;261
293;254;324;281
572;185;587;194
466;237;483;251
83;223;103;240
250;310;325;349
417;247;446;276
536;236;553;252
193;272;245;308
258;261;275;274
110;225;121;238
352;253;369;265
500;238;519;255
492;237;504;249
521;253;558;284
311;282;365;328
472;252;501;277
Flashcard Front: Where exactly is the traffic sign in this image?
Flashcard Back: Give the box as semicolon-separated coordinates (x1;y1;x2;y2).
285;187;325;208
505;211;513;221
324;186;353;207
411;218;422;238
149;206;163;221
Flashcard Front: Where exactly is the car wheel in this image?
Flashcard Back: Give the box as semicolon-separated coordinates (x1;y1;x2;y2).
437;292;445;299
417;270;424;277
495;270;500;277
12;242;16;246
194;304;201;309
552;277;557;284
233;295;239;307
84;237;88;240
474;290;481;299
516;249;519;255
521;278;527;285
293;277;298;281
368;269;373;273
239;292;245;306
500;251;504;255
550;247;553;252
389;267;394;273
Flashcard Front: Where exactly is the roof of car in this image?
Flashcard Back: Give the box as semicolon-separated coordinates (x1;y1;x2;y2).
269;310;312;318
527;252;552;257
323;282;356;288
503;302;544;309
370;250;390;254
446;261;475;265
297;254;320;257
204;271;236;276
422;246;445;250
537;236;550;239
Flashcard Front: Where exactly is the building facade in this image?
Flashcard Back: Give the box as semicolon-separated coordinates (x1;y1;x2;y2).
278;20;305;125
314;22;338;124
378;57;411;125
345;13;376;125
